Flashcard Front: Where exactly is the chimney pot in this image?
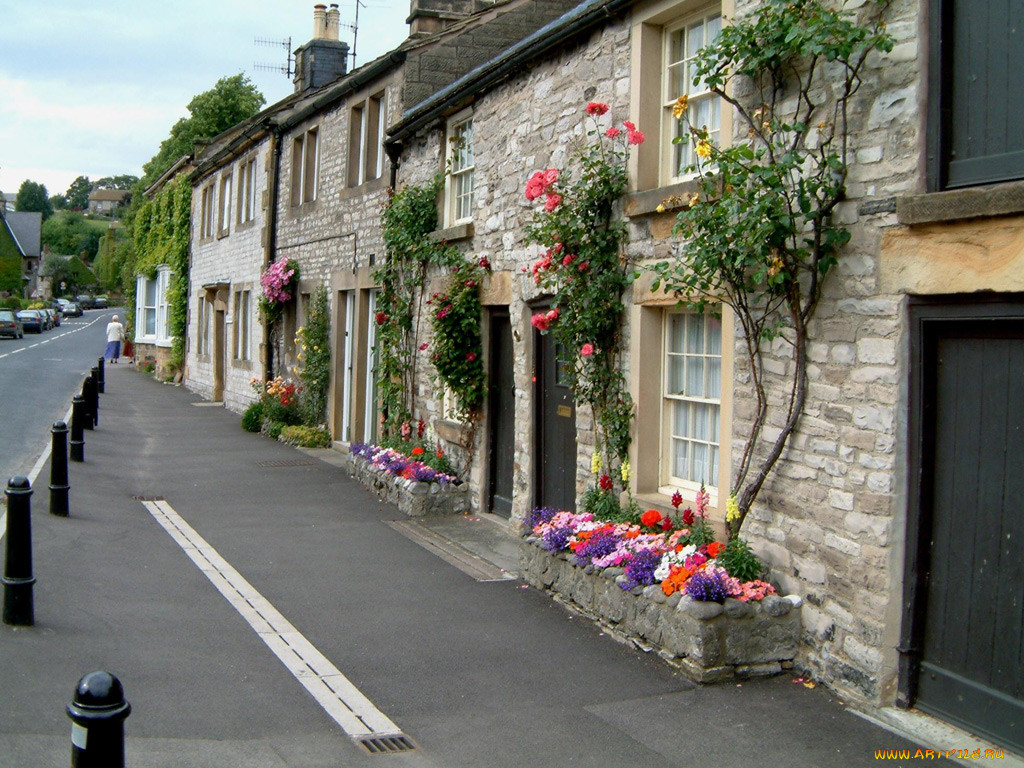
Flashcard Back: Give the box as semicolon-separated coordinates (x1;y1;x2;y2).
326;4;340;41
313;4;328;39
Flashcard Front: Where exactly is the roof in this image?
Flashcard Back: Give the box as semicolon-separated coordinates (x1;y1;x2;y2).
0;211;25;257
388;0;632;142
89;189;130;202
3;211;42;257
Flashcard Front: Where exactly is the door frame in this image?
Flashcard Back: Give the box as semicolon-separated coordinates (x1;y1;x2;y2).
900;292;1024;708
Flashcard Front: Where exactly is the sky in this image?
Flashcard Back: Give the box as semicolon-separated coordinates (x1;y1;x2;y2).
0;0;411;199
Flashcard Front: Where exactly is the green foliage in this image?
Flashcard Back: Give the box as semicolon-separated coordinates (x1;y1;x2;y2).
15;180;53;220
0;219;23;294
0;296;23;310
716;537;766;582
427;260;487;416
129;175;191;367
94;175;138;191
41;212;107;260
524;104;637;484
142;74;265;187
42;253;96;296
650;0;892;537
375;176;460;437
266;421;285;440
279;425;332;448
580;485;640;524
65;176;92;211
296;286;331;426
241;401;264;433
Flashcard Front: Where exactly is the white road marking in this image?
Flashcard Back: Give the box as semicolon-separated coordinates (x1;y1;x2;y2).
141;499;406;742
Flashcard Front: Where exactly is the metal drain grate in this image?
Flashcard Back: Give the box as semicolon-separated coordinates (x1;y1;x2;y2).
357;734;417;755
132;495;166;501
254;459;318;467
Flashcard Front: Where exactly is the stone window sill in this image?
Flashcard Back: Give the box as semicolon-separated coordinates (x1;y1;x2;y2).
435;418;471;447
626;180;702;218
897;179;1024;225
430;222;474;243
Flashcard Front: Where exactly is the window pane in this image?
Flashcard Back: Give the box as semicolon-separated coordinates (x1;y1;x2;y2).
673;400;689;437
669;313;686;353
668;354;685;395
145;279;157;306
686;356;705;397
692;443;709;485
708;445;719;486
145;308;156;335
686;313;704;353
706;356;721;398
692;402;710;440
673;436;689;478
707;316;722;354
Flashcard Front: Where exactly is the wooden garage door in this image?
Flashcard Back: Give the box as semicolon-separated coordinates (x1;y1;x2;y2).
907;302;1024;752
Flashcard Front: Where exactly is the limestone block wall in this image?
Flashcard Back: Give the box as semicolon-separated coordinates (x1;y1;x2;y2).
186;139;270;413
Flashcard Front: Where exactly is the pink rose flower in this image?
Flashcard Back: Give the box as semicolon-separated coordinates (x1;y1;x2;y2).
544;192;562;212
580;343;595;357
628;129;645;145
605;127;621;139
586;102;610;116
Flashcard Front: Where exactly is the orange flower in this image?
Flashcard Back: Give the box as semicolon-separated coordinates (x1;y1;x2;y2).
707;541;725;558
411;447;425;456
640;509;662;528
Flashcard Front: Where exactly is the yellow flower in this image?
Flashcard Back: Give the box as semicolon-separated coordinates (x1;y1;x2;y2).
726;494;740;523
591;452;602;475
672;94;689;118
620;457;631;483
688;192;700;208
313;345;319;352
656;203;666;214
696;140;712;160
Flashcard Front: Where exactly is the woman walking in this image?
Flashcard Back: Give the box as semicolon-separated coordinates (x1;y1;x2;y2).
105;314;125;363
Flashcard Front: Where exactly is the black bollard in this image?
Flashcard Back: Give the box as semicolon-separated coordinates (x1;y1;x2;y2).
97;356;105;394
50;421;70;517
2;476;35;626
89;367;100;427
70;396;85;462
80;378;94;432
67;671;131;768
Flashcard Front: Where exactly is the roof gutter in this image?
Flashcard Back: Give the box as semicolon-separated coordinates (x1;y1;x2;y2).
387;0;633;144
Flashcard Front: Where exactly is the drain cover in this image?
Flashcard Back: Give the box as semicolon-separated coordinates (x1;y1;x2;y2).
357;734;418;754
254;459;318;467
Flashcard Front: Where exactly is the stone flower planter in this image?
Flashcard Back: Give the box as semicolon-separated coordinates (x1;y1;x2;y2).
520;536;802;683
347;453;469;517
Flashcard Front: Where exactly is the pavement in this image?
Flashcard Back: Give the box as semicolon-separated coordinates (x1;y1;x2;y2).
0;364;985;767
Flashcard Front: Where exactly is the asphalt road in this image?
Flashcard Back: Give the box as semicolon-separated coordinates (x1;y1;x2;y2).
0;308;121;486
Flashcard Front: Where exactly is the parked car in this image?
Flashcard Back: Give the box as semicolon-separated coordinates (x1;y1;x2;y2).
60;301;83;318
93;295;109;309
47;307;61;327
16;310;44;333
0;309;23;339
76;294;95;309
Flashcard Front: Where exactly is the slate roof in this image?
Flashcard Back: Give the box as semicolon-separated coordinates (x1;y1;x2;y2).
3;211;42;257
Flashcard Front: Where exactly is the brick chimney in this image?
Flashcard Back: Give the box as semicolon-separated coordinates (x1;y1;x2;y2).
294;3;350;92
407;0;491;36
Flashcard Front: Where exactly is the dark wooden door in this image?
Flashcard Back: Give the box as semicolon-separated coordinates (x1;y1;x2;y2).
535;322;576;512
487;311;514;518
908;305;1024;753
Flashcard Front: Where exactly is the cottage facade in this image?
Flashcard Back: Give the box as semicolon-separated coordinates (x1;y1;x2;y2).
385;0;1024;753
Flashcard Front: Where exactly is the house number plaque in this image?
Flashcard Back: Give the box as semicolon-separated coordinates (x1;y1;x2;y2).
557;405;572;418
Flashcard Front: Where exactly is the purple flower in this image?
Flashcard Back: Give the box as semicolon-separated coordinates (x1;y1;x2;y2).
685;569;731;603
524;506;560;531
541;524;574;553
620;549;662;591
573;531;620;568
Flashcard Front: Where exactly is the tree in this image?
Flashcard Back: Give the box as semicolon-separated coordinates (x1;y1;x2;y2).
41;212;104;261
42;253;96;297
141;74;265;186
15;180;53;220
94;174;138;191
652;0;892;538
65;176;93;211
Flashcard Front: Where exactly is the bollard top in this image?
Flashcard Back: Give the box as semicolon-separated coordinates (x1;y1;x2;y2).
52;421;68;432
67;671;131;723
6;475;30;492
73;394;84;403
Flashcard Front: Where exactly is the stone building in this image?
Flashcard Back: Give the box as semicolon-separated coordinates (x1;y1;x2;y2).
383;0;1023;753
184;0;1022;752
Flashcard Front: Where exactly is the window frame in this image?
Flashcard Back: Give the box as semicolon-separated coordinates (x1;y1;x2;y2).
199;183;216;240
347;91;387;188
661;9;722;185
658;307;727;503
232;288;251;362
291;127;320;206
237;156;257;225
217;173;232;236
444;109;476;226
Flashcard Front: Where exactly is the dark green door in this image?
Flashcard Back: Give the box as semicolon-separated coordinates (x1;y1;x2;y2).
909;305;1024;752
487;311;514;518
535;319;576;512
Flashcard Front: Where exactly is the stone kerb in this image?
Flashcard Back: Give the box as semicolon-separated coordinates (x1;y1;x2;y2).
520;537;802;683
346;452;469;517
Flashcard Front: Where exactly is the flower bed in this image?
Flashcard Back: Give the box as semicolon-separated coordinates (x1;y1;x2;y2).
520;508;802;682
347;443;468;517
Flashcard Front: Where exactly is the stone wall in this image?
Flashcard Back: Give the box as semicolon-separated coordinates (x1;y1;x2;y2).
346;453;470;516
520;538;802;682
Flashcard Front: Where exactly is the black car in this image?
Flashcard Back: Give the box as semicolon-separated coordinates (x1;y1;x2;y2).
60;301;83;318
76;294;95;310
16;309;44;333
0;309;23;339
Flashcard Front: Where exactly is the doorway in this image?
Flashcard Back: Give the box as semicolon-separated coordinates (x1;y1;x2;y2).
534;316;576;511
487;310;514;517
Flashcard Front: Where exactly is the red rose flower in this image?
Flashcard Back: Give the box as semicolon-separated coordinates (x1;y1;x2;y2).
586;102;610;116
